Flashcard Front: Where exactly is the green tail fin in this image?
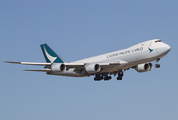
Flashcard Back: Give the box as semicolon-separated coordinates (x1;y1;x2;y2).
40;43;65;63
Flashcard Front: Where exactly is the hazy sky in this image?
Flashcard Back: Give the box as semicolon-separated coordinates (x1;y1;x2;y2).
1;1;177;120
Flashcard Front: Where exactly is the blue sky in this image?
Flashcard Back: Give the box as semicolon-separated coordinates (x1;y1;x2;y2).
1;0;177;120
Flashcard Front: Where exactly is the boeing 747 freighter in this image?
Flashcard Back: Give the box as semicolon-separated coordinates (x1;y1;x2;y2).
5;39;171;81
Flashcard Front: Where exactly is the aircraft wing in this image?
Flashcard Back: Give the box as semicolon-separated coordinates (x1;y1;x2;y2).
5;60;128;74
5;61;122;66
5;61;51;66
64;61;128;74
24;69;51;72
64;61;122;69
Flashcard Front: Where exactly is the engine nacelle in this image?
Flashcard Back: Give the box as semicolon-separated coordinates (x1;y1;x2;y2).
85;64;101;74
51;63;66;72
135;63;153;73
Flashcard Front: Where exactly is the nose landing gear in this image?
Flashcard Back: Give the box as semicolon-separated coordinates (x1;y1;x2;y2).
155;58;160;68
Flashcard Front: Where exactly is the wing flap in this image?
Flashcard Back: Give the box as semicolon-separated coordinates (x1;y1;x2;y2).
65;63;85;70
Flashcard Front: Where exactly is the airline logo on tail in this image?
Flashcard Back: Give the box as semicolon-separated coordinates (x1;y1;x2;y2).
43;46;57;63
40;44;65;63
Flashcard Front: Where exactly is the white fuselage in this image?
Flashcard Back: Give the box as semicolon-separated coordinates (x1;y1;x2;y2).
52;39;170;77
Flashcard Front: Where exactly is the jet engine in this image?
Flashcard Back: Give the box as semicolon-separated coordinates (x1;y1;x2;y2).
51;63;66;72
135;63;153;73
86;64;101;74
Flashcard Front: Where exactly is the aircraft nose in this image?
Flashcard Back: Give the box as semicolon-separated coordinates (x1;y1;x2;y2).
158;43;171;55
165;44;171;52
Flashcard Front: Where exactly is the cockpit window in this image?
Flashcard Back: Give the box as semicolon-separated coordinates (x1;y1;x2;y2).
155;40;162;43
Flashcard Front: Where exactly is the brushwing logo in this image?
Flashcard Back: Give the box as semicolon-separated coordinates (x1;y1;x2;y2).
44;46;57;63
148;47;153;53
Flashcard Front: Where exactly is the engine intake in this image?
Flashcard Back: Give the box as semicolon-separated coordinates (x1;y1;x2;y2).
136;63;153;73
86;64;101;74
51;63;66;72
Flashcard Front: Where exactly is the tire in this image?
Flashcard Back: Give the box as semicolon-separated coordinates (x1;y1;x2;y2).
155;64;160;68
157;64;160;68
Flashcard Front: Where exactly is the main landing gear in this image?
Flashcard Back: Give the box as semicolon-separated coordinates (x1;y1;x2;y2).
94;73;112;81
155;58;160;68
117;71;123;80
94;71;124;81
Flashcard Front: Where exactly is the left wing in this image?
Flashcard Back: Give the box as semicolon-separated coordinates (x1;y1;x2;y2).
24;69;51;72
5;60;128;74
5;61;51;66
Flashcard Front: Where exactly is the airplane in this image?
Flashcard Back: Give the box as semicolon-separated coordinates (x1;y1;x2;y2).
5;39;171;81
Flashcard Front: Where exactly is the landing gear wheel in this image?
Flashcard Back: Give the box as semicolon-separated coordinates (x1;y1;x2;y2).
117;71;123;80
94;73;102;81
117;77;122;80
94;73;112;81
104;76;111;81
155;59;160;68
155;64;160;68
104;78;108;81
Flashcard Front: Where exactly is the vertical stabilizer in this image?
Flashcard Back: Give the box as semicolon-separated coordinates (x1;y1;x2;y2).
40;44;65;63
